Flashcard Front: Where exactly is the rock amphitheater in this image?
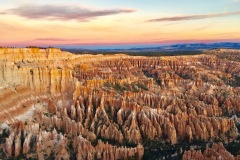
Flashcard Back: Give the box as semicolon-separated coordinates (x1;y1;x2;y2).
0;48;240;159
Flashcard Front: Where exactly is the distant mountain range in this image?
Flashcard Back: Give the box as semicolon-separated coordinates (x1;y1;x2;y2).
63;42;240;53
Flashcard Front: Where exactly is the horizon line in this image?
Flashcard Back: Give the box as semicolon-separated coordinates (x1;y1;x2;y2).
1;41;240;50
1;39;240;47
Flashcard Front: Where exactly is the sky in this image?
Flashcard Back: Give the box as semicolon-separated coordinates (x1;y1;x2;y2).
0;0;240;49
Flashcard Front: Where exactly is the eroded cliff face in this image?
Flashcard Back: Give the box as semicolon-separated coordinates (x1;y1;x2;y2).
0;48;73;62
0;48;240;159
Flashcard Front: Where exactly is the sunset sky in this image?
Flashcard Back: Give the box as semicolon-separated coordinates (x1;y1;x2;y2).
0;0;240;48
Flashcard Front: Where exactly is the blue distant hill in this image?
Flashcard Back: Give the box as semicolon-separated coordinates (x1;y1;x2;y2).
62;42;240;53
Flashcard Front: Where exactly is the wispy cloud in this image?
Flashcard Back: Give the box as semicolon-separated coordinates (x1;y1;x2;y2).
1;4;135;21
148;11;240;22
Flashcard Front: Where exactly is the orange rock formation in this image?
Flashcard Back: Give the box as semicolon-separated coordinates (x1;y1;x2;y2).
0;48;240;159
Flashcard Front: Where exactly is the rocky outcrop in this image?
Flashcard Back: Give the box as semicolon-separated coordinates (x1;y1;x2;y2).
75;136;144;160
182;143;236;160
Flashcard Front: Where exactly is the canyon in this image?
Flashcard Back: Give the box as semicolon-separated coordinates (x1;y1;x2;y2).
0;48;240;159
